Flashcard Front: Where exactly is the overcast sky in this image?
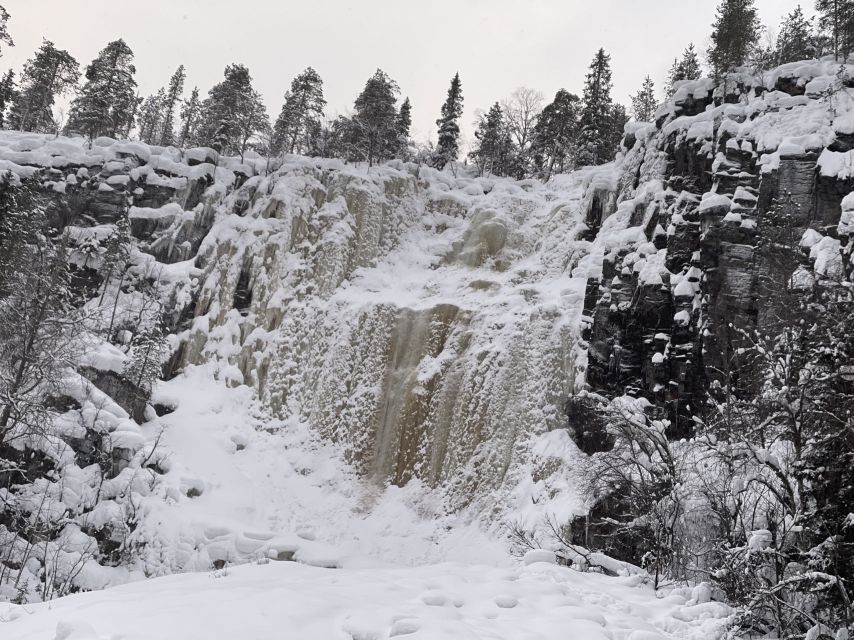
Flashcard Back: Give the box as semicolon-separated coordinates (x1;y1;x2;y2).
2;0;802;149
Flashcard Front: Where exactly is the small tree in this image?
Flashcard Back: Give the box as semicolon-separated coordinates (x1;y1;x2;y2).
123;324;169;399
667;44;702;96
136;88;164;144
0;69;15;128
394;97;412;159
159;65;186;147
631;76;658;122
433;73;464;169
178;86;201;149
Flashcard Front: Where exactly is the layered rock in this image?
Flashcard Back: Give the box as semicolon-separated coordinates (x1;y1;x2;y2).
581;60;854;434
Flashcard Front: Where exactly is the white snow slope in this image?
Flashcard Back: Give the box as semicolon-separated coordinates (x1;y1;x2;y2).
1;558;731;640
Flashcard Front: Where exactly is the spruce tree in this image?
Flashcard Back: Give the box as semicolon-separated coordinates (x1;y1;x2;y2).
271;67;326;156
631;76;658;122
351;68;400;166
8;39;79;133
179;86;201;148
0;69;15;129
707;0;761;77
433;72;464;169
196;64;268;157
816;0;854;61
608;103;629;155
159;65;185;146
469;103;506;176
776;6;816;63
666;44;702;96
577;48;616;166
530;89;580;178
395;97;412;159
66;39;138;140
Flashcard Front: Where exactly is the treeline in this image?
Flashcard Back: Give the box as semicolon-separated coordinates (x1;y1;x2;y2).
0;1;849;179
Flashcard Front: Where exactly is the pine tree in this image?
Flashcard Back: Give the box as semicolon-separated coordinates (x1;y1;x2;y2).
351;69;400;166
667;44;702;96
707;0;761;77
271;67;326;156
433;72;464;169
179;86;201;148
577;48;616;166
816;0;854;61
631;76;658;122
0;4;13;58
0;69;15;129
137;88;164;144
8;39;79;133
395;97;412;159
530;89;580;178
66;39;138;140
159;65;185;147
196;64;268;157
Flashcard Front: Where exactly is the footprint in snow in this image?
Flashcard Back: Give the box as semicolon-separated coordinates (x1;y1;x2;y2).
389;618;420;636
494;595;518;608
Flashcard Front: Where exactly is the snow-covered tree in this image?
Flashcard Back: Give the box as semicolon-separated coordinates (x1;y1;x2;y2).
0;4;13;58
0;69;15;129
577;48;618;166
66;39;138;140
123;325;169;397
196;64;269;157
631;76;658;122
395;96;412;159
816;0;854;61
530;89;580;179
433;72;464;169
707;0;761;77
0;175;82;445
8;39;78;134
350;69;400;166
776;5;816;63
159;65;185;147
179;85;201;148
469;102;516;177
137;88;164;145
271;67;326;156
666;44;702;96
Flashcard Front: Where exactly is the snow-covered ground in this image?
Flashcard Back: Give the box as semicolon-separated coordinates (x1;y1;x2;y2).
1;556;732;640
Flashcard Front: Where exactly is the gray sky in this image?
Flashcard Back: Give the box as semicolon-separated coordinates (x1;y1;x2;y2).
2;0;801;148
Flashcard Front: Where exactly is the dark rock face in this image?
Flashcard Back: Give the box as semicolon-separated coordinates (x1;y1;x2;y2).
581;71;853;437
